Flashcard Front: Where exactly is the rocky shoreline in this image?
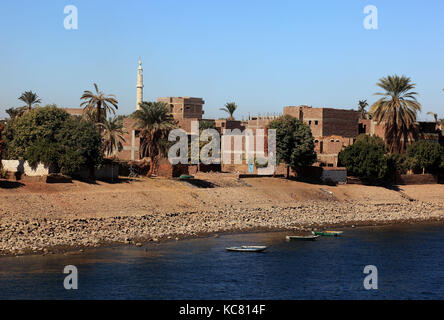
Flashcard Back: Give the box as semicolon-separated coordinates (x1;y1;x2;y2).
1;199;443;257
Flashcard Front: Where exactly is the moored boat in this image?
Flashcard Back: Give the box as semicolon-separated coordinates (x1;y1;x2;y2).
313;231;343;237
286;235;319;241
226;246;268;252
179;175;194;180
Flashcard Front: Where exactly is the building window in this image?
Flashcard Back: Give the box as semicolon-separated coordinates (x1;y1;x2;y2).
315;120;319;125
336;139;340;143
330;139;334;143
315;140;319;143
327;163;334;167
308;120;312;125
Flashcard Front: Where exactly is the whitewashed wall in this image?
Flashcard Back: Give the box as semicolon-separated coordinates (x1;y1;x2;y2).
1;160;52;176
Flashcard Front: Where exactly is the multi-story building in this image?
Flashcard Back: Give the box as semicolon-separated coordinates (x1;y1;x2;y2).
283;105;360;167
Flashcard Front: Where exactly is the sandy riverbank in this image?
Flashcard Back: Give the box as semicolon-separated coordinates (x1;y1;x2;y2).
1;174;443;256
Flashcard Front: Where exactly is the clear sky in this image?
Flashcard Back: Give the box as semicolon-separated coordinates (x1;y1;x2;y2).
1;0;443;120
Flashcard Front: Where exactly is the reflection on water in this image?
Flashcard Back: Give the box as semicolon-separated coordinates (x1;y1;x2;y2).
0;224;444;299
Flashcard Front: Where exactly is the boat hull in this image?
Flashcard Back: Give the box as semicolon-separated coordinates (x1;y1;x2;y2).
226;246;268;253
286;235;319;241
314;231;343;237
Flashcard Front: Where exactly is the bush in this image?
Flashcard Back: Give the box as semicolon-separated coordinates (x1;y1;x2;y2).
5;106;103;175
339;134;387;182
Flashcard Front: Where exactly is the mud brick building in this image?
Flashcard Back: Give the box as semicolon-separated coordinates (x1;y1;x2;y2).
157;97;205;133
283;106;360;167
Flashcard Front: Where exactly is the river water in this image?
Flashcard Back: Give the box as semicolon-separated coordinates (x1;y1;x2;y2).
1;224;443;299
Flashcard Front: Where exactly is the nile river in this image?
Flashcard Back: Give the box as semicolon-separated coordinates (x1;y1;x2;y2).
1;224;443;299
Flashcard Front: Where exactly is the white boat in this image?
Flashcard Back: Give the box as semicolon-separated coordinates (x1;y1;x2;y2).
226;246;268;252
286;235;319;241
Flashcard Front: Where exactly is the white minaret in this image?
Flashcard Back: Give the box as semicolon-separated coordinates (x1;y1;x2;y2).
136;58;144;110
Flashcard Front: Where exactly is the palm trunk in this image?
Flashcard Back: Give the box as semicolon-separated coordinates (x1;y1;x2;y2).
147;157;154;177
97;102;102;124
286;166;290;179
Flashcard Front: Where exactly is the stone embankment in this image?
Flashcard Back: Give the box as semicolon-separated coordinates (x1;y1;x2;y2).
1;199;443;256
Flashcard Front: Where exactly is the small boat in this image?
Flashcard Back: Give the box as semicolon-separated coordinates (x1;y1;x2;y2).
226;246;268;252
314;231;343;237
179;175;194;180
286;235;319;241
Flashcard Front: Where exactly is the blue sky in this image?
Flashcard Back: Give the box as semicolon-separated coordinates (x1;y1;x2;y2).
1;0;443;120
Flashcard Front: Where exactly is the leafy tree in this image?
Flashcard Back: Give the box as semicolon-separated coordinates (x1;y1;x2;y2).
98;117;126;157
370;75;421;153
4;106;69;159
220;102;238;120
18;91;41;111
339;134;387;182
132;101;177;177
405;140;443;174
268;115;317;178
80;83;118;125
5;106;102;175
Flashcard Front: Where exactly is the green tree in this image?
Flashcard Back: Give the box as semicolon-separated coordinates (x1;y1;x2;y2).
268;115;317;178
339;134;387;182
5;107;102;175
370;75;421;153
98;117;126;157
4;106;69;159
405;140;443;174
18;90;41;111
80;83;118;125
220;102;238;120
132;101;177;177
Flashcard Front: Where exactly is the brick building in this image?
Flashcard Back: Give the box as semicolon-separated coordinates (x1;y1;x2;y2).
283;106;360;167
157;97;205;133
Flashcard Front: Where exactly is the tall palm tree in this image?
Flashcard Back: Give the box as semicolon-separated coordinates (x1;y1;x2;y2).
98;117;126;157
132;101;177;177
80;83;118;125
18;91;41;111
358;100;369;119
220;102;238;120
369;75;421;153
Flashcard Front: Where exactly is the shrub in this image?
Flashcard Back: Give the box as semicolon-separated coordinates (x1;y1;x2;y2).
339;134;387;182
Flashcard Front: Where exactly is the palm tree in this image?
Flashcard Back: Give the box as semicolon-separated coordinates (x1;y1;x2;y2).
220;102;238;120
427;111;438;123
98;117;126;157
132;102;177;177
369;75;421;153
358;100;369;119
80;83;118;125
18;91;41;111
